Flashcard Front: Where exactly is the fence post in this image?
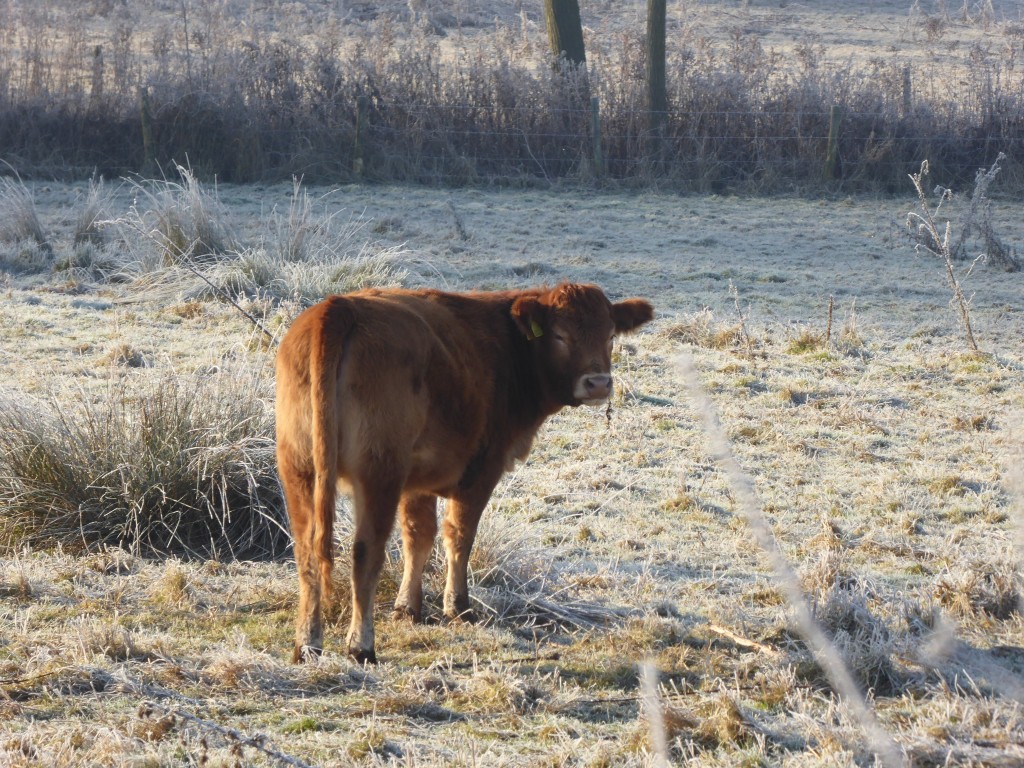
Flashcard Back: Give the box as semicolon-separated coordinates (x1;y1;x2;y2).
353;94;369;178
138;86;156;177
823;104;842;181
590;96;604;178
89;45;103;110
646;0;667;171
901;66;912;117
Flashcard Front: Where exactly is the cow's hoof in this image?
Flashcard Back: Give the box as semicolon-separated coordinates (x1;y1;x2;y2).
293;644;323;664
392;603;423;623
444;608;478;625
349;647;378;665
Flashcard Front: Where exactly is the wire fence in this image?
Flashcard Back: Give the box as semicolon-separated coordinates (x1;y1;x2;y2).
1;29;1021;194
8;97;1013;196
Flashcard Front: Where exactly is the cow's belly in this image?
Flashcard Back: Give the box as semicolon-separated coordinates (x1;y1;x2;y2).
404;442;475;496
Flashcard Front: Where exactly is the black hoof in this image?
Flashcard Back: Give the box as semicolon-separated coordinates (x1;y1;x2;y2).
349;648;378;665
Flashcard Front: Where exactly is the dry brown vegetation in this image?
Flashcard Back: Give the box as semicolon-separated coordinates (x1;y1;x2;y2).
1;2;1024;766
0;0;1022;191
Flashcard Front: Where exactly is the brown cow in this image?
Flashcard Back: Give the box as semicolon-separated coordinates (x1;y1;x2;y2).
275;283;653;663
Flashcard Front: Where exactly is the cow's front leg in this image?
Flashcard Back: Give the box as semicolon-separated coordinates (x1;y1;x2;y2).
394;493;438;622
442;496;490;622
347;477;401;663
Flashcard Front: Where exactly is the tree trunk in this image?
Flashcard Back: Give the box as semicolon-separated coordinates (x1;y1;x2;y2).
544;0;586;68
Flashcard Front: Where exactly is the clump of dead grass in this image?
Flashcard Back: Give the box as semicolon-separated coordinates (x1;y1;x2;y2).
786;326;825;354
801;551;903;696
448;511;624;632
73;618;143;663
933;561;1020;620
0;367;288;560
73;177;116;246
0;175;49;253
100;342;148;368
52;241;126;281
119;165;237;265
663;309;743;350
200;242;407;305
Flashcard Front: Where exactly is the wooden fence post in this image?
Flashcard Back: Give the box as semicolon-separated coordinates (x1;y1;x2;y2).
90;45;103;110
139;86;156;177
353;94;369;178
590;96;603;178
902;66;912;117
646;0;667;169
823;104;842;181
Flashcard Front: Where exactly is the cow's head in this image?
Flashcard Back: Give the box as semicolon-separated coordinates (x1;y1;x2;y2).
511;284;654;407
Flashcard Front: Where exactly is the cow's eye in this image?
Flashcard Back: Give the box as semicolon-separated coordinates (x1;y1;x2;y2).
553;332;568;345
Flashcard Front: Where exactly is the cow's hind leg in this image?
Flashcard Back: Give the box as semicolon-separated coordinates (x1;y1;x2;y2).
394;494;437;622
442;498;488;622
347;476;401;663
280;463;323;663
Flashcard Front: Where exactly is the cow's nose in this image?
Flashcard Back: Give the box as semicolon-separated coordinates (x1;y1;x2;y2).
583;374;612;400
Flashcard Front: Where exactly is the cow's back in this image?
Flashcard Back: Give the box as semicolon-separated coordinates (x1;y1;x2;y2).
277;289;513;496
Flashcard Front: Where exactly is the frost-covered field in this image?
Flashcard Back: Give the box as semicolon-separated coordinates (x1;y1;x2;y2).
1;179;1023;765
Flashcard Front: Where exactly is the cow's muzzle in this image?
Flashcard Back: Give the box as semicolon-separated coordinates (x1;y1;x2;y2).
576;373;612;406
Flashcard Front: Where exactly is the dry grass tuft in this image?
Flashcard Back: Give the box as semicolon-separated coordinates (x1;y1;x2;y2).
120;165;237;265
0;565;32;600
0;241;52;275
933;561;1021;620
693;694;752;749
73;177;115;246
802;552;902;696
663;309;743;350
346;724;393;761
149;560;191;606
0;176;49;252
100;342;148;368
456;667;548;715
786;327;825;354
459;511;624;632
201;243;407;306
0;368;288;559
74;618;143;663
950;412;995;432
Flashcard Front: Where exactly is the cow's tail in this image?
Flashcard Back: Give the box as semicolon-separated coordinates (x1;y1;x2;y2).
309;298;354;608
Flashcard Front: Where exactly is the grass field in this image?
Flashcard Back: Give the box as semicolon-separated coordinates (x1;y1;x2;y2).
0;174;1022;765
2;1;1024;765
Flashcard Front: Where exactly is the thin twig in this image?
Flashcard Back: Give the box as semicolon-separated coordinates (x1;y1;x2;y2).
707;623;783;658
176;240;277;345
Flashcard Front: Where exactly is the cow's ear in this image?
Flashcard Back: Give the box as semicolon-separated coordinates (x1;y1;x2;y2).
511;296;546;340
612;299;654;334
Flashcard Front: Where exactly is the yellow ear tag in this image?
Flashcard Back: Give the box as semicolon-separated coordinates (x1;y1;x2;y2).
529;320;544;340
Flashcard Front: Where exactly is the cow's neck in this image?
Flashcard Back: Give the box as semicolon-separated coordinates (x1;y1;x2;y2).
504;317;562;425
